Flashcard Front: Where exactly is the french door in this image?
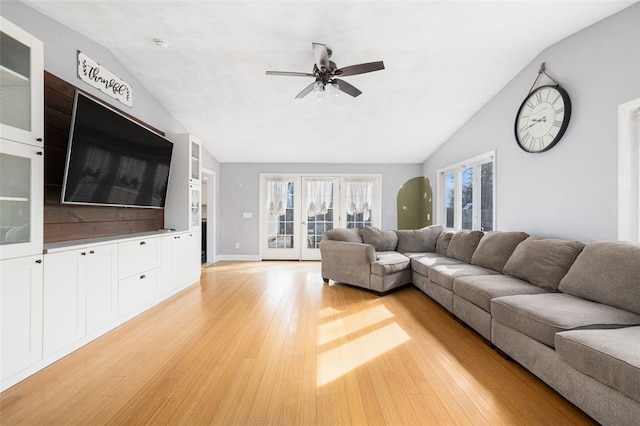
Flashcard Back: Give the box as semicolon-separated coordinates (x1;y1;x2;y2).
261;176;338;260
260;174;380;260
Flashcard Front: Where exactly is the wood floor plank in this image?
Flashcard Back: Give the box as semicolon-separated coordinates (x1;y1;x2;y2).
0;261;596;425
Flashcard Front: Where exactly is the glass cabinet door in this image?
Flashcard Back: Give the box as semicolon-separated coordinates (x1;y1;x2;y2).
190;139;200;183
0;18;43;147
0;139;43;259
189;185;201;230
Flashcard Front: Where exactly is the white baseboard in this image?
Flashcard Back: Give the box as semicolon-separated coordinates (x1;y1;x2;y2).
215;254;262;262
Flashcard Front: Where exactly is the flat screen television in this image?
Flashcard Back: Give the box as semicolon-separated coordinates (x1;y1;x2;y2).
61;92;173;208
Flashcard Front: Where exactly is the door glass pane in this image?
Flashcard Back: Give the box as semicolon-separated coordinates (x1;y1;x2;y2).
0;32;31;131
0;153;31;245
461;167;473;230
481;162;494;231
345;180;374;229
267;180;295;249
305;180;335;249
444;172;455;228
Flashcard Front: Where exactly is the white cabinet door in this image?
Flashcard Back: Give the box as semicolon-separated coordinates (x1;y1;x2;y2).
0;17;44;147
85;244;118;334
43;249;86;357
0;255;43;380
187;231;201;283
0;138;44;260
173;234;188;288
160;235;175;294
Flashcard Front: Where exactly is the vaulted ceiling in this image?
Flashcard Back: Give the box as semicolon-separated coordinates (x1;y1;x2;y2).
24;0;635;163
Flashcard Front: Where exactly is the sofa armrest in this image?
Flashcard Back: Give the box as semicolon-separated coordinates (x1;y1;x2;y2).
319;240;376;263
319;240;376;288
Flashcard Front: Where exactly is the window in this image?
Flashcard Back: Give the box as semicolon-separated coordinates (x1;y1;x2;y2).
618;99;640;243
438;151;495;231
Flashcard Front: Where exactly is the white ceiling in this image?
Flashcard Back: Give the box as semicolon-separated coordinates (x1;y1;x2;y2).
24;0;635;163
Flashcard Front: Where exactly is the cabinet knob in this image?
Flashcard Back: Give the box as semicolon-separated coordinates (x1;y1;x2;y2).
35;259;42;264
140;274;146;279
36;138;43;142
81;252;87;256
140;241;146;245
36;151;43;156
89;250;95;254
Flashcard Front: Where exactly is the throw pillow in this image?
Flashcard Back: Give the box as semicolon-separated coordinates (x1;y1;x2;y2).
361;227;398;251
503;237;584;292
435;231;455;255
471;231;529;272
558;241;640;315
446;230;484;263
395;224;444;253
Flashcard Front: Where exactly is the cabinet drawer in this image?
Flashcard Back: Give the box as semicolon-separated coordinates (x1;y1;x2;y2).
118;238;161;279
118;268;159;316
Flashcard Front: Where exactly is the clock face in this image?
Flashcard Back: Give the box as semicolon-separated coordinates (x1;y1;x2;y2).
515;85;571;153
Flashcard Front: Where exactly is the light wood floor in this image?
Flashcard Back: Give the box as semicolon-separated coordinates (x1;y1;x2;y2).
1;261;595;425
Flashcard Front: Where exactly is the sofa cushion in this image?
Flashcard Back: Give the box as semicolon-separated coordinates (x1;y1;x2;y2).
470;231;529;272
371;251;411;276
558;241;640;315
436;231;455;255
323;228;363;243
555;326;640;404
411;253;464;277
429;263;499;291
453;274;548;313
446;230;484;263
491;293;640;348
362;227;398;251
395;224;443;253
503;237;584;291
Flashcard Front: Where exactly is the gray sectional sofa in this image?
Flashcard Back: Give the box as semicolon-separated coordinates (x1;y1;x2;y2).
319;226;640;426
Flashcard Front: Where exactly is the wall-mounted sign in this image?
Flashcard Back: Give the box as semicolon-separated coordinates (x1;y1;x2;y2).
77;51;133;107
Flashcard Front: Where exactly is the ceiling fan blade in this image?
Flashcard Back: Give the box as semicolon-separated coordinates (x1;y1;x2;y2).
266;71;315;77
312;42;330;71
336;61;385;77
295;82;316;99
334;79;362;97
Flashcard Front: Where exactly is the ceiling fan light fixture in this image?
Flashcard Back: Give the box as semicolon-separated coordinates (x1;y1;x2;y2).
314;81;326;101
330;81;339;97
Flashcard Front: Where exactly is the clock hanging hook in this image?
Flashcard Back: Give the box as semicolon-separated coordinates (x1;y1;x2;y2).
527;62;560;95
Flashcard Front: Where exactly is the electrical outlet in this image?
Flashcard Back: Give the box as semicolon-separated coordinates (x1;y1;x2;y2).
235;243;240;249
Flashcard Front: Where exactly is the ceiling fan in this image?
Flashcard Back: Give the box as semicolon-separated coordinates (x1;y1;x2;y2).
266;42;385;99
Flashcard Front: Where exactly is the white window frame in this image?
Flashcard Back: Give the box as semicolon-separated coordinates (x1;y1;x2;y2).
618;97;640;243
436;150;496;231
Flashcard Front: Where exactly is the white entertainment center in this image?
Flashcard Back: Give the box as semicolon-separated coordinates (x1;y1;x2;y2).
0;17;203;392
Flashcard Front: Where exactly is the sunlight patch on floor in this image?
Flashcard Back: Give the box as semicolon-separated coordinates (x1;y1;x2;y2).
317;322;411;387
317;304;396;346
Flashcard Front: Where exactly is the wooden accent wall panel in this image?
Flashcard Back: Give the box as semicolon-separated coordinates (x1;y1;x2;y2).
43;72;165;243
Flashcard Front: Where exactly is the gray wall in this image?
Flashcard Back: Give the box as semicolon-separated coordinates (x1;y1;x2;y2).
1;0;189;136
219;163;423;256
423;3;640;242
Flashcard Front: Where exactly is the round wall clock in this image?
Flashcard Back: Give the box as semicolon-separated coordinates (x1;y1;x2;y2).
514;84;571;153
